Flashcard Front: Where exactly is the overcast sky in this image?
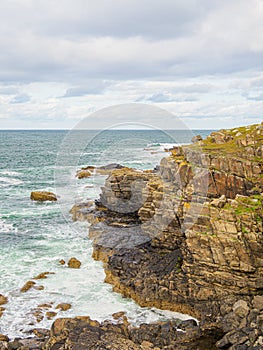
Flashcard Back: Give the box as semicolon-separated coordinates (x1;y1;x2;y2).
0;0;263;129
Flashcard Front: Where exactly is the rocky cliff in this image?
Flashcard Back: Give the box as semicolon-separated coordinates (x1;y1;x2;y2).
71;123;263;349
10;123;260;350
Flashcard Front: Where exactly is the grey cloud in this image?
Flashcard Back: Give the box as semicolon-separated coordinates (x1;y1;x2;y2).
4;0;214;40
137;93;198;103
246;94;263;101
146;93;174;103
10;93;30;104
0;0;262;85
0;87;18;95
62;81;110;98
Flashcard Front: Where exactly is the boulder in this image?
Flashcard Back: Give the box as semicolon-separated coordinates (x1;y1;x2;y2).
191;135;203;143
20;280;36;293
233;300;249;317
210;195;227;208
30;191;57;202
76;169;92;179
0;294;8;306
253;295;263;310
0;334;9;342
55;303;71;311
68;257;81;269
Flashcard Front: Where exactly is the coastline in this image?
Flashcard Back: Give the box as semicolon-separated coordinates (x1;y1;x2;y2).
0;123;262;349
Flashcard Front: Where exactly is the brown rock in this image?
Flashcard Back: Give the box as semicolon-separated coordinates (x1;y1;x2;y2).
55;303;71;311
191;135;203;143
232;300;249;317
20;281;36;293
0;306;5;318
252;295;263;310
68;257;81;269
76;169;92;179
38;303;52;309
0;334;9;342
46;311;57;320
112;311;126;319
33;271;55;279
59;259;65;265
30;191;57;202
0;294;8;305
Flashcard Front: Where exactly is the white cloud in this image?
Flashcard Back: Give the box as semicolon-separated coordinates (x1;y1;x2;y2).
0;0;263;128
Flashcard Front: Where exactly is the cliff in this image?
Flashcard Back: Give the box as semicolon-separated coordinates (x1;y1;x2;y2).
35;122;263;350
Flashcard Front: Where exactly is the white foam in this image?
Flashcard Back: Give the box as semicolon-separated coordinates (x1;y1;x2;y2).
0;170;21;177
0;176;24;186
0;218;17;233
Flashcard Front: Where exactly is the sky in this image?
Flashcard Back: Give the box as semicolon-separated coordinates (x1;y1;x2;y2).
0;0;263;130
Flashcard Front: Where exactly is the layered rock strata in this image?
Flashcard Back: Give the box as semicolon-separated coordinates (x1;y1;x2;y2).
70;123;263;349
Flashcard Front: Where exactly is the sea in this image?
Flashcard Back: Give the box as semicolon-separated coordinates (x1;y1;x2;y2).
0;129;211;339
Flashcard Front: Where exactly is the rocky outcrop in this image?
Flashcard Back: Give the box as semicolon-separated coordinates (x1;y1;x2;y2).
67;257;81;268
40;314;222;350
79;122;263;349
30;191;57;202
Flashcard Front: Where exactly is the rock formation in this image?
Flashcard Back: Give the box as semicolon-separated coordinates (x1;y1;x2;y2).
70;122;262;349
4;123;261;349
30;191;57;202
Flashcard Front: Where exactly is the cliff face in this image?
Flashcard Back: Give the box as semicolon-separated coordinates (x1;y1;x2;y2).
71;123;263;349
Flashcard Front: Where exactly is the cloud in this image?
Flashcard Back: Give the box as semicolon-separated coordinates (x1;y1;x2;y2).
0;87;18;95
0;0;263;83
10;93;30;104
0;0;263;129
138;93;198;103
246;94;263;101
62;81;110;98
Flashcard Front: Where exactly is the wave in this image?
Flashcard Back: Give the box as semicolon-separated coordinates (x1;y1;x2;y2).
0;218;17;233
0;176;24;187
0;170;21;177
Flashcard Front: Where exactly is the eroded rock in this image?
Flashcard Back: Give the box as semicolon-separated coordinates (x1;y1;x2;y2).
30;191;57;202
67;257;81;269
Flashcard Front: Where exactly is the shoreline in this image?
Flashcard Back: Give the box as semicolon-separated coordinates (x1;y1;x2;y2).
1;122;263;349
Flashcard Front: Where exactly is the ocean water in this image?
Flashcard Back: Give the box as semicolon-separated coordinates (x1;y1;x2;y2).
0;129;211;339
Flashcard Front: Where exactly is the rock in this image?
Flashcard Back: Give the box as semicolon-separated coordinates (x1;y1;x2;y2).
38;303;52;309
0;295;8;306
20;281;36;293
70;201;94;221
55;303;71;311
46;311;57;320
33;271;55;280
233;300;249;318
67;257;81;269
96;163;125;175
0;334;9;342
30;191;57;202
253;295;263;310
191;135;203;143
59;259;65;265
34;285;44;291
210;194;227;208
0;306;5;318
112;311;126;320
76;169;92;179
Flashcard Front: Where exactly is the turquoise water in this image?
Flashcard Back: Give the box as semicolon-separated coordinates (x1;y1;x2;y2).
0;129;210;338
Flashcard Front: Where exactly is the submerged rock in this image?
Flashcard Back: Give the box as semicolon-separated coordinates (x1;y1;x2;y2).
30;191;57;202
